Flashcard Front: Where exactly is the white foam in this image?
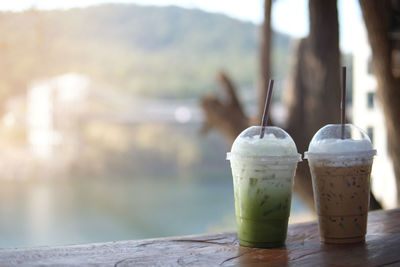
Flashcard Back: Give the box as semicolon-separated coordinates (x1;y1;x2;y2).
231;133;298;157
308;138;373;154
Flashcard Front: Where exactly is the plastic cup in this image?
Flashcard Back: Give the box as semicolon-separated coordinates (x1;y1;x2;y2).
305;124;376;244
227;126;301;248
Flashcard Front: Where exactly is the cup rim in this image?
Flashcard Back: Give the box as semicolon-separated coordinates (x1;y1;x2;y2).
226;152;302;163
304;149;376;159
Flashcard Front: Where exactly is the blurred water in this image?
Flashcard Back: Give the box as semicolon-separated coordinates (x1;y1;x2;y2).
0;172;309;248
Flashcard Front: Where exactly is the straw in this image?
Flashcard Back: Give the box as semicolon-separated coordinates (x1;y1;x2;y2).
341;66;346;139
260;79;274;139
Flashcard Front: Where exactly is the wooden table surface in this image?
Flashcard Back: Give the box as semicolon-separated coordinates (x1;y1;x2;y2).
0;208;399;266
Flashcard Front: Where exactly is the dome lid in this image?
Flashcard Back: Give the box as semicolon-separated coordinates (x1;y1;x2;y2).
227;126;301;163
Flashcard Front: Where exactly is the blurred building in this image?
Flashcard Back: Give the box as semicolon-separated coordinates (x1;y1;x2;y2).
353;28;397;208
27;73;90;160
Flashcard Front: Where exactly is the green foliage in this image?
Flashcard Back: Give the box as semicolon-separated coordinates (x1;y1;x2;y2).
0;4;291;99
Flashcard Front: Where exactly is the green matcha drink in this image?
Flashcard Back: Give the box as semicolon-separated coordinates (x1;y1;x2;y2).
227;126;301;248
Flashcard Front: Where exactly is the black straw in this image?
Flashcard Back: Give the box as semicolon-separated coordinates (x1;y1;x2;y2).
260;79;274;139
341;66;347;139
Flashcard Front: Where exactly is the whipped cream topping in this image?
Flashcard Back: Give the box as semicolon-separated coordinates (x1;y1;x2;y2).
308;138;373;154
231;133;298;157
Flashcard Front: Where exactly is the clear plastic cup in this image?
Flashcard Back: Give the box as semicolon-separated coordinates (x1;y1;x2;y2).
304;124;376;244
227;126;301;248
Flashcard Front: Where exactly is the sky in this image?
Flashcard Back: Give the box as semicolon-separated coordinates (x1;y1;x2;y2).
0;0;364;53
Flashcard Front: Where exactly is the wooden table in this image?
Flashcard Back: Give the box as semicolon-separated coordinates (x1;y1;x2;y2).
0;208;399;266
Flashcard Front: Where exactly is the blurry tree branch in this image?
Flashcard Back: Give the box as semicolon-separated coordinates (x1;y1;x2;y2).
201;72;249;143
200;0;273;143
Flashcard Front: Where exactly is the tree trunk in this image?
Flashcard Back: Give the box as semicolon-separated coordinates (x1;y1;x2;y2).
359;0;400;205
257;0;272;122
284;0;341;209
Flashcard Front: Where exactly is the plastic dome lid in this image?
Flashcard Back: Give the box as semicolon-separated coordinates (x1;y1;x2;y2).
227;126;301;163
305;124;376;158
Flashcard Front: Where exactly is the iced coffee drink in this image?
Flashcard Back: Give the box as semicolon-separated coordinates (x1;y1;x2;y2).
227;126;301;248
305;124;376;244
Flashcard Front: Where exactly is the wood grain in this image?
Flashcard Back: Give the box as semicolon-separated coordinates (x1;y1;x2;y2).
0;209;399;266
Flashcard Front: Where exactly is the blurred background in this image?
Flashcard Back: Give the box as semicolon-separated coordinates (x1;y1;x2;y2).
0;0;398;248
